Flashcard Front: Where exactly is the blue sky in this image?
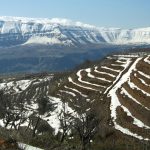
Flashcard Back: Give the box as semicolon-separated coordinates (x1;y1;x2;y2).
0;0;150;28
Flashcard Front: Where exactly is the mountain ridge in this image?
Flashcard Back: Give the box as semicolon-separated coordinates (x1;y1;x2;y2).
1;16;150;47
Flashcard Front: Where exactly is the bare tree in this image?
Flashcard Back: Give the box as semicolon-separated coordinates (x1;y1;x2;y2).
32;116;41;137
70;95;101;150
73;110;100;150
58;98;73;143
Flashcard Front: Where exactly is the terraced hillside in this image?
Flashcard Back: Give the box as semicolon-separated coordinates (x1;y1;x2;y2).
49;53;150;141
0;53;150;149
107;55;150;141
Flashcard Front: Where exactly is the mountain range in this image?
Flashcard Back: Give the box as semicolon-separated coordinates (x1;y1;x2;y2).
0;16;150;47
0;16;150;74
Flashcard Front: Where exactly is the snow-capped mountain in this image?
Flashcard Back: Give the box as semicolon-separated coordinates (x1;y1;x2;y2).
0;16;150;47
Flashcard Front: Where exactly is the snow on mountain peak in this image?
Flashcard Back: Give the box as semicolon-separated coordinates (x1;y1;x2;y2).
0;16;95;29
0;16;150;46
24;36;73;46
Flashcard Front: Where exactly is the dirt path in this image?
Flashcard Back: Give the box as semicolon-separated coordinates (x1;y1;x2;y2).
104;58;137;96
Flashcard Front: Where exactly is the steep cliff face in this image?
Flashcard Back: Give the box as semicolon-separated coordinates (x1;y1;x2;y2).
0;16;150;47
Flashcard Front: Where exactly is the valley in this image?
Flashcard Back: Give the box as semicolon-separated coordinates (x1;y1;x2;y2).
0;16;150;74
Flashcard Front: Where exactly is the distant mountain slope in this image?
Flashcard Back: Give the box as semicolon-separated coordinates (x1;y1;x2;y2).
0;16;150;47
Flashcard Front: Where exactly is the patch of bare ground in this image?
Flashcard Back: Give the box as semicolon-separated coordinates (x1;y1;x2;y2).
55;91;91;114
131;72;150;94
91;68;115;81
96;66;119;76
116;106;150;139
80;70;111;87
110;65;124;71
117;88;150;126
63;85;88;98
122;82;150;108
136;58;150;76
112;61;125;65
69;74;104;91
136;71;150;85
65;82;94;96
